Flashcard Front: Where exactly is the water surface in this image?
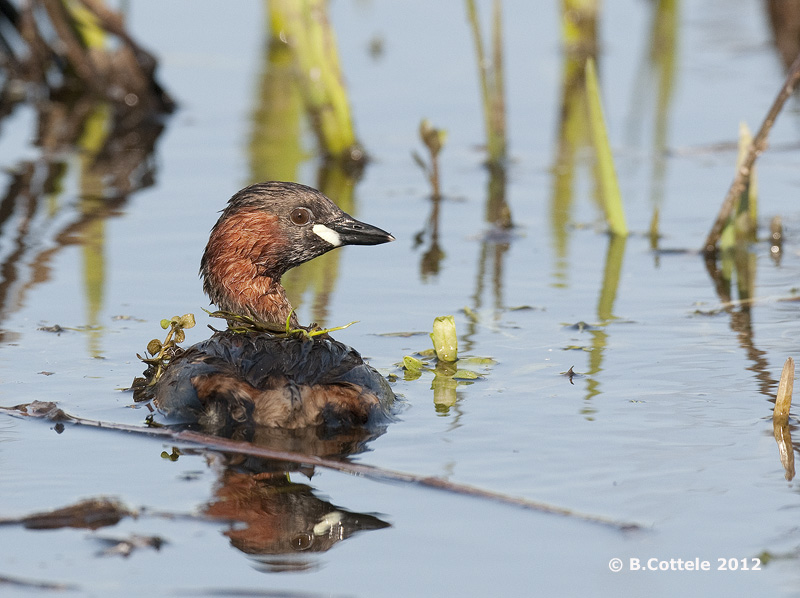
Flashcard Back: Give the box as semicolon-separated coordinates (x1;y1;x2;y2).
2;1;800;596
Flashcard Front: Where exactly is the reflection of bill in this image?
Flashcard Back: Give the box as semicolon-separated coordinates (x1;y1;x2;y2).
205;468;390;572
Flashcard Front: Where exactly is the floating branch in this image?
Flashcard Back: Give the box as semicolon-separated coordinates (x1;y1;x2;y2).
703;53;800;255
0;401;642;532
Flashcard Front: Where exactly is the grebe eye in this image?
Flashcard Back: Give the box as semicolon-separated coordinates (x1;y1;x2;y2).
290;207;312;225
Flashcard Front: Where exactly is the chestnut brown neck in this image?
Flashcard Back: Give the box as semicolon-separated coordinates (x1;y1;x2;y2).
201;209;299;327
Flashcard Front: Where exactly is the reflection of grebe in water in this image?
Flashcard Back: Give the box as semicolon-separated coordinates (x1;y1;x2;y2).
152;182;396;436
204;459;390;572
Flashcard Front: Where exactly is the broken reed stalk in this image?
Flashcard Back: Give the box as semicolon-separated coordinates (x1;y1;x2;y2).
561;0;599;53
0;402;641;532
585;57;628;236
774;356;794;423
703;52;800;255
773;357;795;481
466;0;507;165
269;0;363;166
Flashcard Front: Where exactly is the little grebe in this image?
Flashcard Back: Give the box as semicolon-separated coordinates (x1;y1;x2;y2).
152;181;396;434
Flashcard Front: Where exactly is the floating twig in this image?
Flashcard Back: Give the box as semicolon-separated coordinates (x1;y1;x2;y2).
0;401;642;532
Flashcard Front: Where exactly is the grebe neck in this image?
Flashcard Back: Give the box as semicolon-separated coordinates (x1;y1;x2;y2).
201;208;299;327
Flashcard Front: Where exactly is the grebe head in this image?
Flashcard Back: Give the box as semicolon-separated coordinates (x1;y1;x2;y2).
201;181;394;325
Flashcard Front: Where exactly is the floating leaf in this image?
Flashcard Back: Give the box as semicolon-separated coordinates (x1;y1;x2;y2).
453;369;480;380
174;329;185;344
179;314;196;329
160;319;170;330
403;355;424;372
430;315;458;362
160;448;181;461
146;339;162;355
458;356;497;366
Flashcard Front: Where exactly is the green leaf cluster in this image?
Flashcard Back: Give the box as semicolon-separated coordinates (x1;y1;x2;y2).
400;315;495;410
129;314;196;402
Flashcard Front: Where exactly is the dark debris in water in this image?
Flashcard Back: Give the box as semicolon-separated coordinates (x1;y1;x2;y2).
37;324;65;334
11;401;72;422
377;330;429;338
505;304;545;312
111;315;146;322
94;534;166;558
0;497;132;531
0;573;78;592
561;366;580;384
564;321;596;332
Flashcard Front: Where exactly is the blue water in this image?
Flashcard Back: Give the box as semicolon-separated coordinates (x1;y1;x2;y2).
2;0;800;595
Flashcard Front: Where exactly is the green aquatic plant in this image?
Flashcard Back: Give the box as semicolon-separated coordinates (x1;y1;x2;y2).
130;314;196;401
430;315;458;362
131;310;359;401
205;308;357;339
413;119;447;199
401;315;494;410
